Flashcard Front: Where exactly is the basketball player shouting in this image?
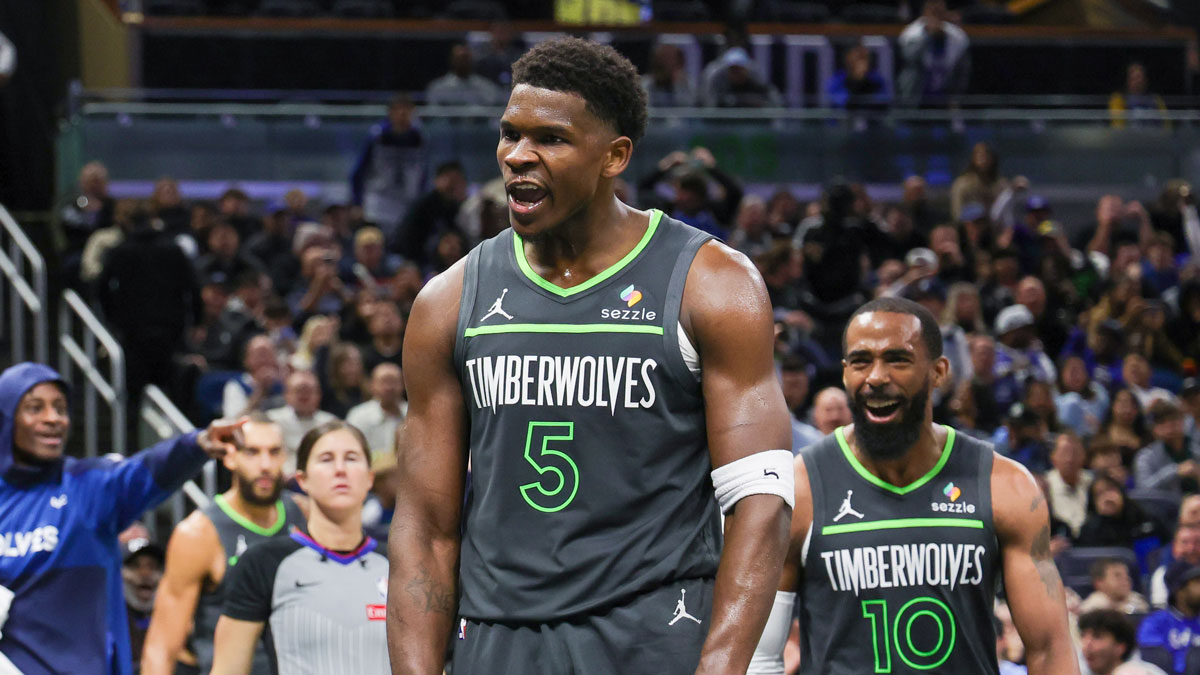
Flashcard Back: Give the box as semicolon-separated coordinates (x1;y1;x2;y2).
752;297;1077;674
388;38;794;674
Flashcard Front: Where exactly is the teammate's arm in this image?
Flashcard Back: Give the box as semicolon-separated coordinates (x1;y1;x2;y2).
210;616;263;675
685;242;793;675
387;263;469;675
141;513;218;675
992;455;1079;675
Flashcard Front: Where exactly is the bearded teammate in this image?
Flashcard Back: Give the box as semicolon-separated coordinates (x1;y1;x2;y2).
751;297;1077;674
142;416;306;674
388;38;793;674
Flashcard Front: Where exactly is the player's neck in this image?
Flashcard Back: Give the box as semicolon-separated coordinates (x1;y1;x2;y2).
306;504;363;551
223;487;280;529
847;421;947;488
522;197;645;282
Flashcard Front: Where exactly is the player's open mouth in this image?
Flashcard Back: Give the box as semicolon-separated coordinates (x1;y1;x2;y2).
507;183;548;214
36;432;63;448
864;399;903;424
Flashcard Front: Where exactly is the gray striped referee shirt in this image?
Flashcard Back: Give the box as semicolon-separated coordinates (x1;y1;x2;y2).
222;530;389;675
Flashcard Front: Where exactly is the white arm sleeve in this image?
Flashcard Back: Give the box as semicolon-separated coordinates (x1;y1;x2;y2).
748;590;796;675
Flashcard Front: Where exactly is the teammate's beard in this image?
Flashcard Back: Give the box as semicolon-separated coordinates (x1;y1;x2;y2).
849;381;930;461
236;473;284;506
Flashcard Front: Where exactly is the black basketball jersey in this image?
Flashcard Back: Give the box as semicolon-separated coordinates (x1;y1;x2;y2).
452;210;721;622
191;494;305;674
798;426;1000;674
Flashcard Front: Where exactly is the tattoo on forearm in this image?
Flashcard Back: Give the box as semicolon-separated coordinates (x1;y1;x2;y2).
404;564;456;616
1030;524;1063;597
1029;494;1044;512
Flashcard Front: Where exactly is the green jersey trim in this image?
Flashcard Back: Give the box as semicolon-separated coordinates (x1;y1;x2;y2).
835;425;957;495
214;493;287;537
822;517;984;536
512;209;663;297
464;323;664;337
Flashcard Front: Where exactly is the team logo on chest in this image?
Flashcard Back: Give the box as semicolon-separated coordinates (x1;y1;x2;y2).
481;288;514;322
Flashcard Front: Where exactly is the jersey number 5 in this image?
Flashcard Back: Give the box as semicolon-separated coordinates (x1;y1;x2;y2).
861;597;957;672
519;421;578;513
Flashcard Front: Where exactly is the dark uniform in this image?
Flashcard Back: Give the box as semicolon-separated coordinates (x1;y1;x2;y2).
190;494;305;674
798;426;1001;674
222;530;390;675
451;211;721;673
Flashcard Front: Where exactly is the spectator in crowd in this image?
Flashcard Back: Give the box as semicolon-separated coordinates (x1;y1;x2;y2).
1079;609;1155;675
1135;400;1200;498
979;248;1020;326
192;271;231;353
58;161;114;284
360;300;404;372
121;531;165;671
340;226;400;293
994;612;1026;675
964;333;1009;432
346;363;407;463
828;44;889;111
202;270;271;371
1076;472;1163;549
1172;283;1200;362
316;342;366;419
943;281;985;333
1184;378;1200;438
899;174;945;235
878;204;926;261
267;370;337;470
1089;440;1131;488
1150;526;1200;608
1139;561;1200;673
80;198;135;285
221;334;286;419
149;176;189;235
1081;560;1150;615
97;205;201;437
1149;179;1196;255
287;245;352;324
1099;388;1152;468
638;147;743;239
1083;196;1153;259
950;142;1007;222
1024;380;1061;436
1016;275;1070;361
245;205;293;275
1109;62;1169;129
214;188;258;243
897;0;970;106
810;387;852;437
928;223;972;284
701;47;782;108
641;42;697;107
997;403;1052;473
727;195;773;259
392;161;468;266
1126;299;1184;375
1123;354;1177;412
473;22;523;86
1046;431;1093;539
425;44;505;106
993;304;1057;385
1141;235;1182;298
350;94;428;241
194;220;266;283
0;362;238;675
1058;355;1111;438
780;356;820;453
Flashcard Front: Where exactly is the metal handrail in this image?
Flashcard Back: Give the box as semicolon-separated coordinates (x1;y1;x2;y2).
142;383;215;504
0;204;47;364
58;289;125;457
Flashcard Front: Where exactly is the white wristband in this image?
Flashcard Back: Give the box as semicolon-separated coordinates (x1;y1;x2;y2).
711;449;795;514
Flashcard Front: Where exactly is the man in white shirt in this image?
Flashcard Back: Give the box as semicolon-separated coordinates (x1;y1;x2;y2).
345;363;406;464
1045;431;1093;539
266;370;335;474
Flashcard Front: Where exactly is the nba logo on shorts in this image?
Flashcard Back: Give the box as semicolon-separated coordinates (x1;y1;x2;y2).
458;618;467;640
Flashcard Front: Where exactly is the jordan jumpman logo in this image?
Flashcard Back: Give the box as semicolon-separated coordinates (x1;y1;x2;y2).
833;489;864;521
481;288;513;322
668;588;702;626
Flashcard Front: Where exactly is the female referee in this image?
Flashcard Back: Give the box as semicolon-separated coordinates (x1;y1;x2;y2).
211;421;389;675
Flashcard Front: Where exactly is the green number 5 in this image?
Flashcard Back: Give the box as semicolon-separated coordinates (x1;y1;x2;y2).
519;421;578;513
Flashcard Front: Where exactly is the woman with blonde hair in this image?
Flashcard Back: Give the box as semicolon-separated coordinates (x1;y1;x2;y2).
943;281;986;334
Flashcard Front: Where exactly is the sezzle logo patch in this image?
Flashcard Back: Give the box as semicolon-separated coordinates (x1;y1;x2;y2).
601;284;657;321
366;605;387;621
932;481;975;514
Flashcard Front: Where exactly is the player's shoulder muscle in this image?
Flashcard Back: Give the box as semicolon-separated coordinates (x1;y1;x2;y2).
990;453;1045;545
405;257;467;361
165;508;220;577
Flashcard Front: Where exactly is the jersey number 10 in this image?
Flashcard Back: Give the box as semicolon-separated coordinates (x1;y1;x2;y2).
861;597;957;672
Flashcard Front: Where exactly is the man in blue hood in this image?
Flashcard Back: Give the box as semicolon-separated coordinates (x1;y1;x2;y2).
0;362;242;674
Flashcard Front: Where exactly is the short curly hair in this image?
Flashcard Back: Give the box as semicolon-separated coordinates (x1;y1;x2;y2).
510;37;648;145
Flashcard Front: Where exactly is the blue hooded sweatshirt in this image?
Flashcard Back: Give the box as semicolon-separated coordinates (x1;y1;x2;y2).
0;363;208;674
